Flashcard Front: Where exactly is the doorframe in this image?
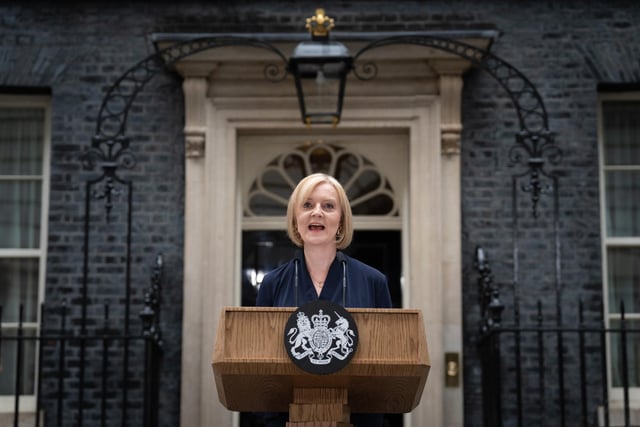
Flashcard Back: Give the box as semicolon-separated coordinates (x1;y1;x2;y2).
178;90;464;427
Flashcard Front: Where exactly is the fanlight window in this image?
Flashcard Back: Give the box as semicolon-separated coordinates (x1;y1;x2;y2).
245;143;397;217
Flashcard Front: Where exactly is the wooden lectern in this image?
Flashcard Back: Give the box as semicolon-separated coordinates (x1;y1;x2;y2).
212;307;430;427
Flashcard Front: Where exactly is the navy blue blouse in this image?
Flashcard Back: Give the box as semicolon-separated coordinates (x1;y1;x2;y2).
256;250;392;309
255;250;391;427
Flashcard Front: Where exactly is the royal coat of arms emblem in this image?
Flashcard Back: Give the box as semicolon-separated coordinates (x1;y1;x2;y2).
284;300;359;375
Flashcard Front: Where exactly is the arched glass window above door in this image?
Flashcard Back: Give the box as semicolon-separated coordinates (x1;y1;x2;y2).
244;142;398;217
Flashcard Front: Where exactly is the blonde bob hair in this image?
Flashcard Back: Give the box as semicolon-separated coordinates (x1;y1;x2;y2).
286;173;353;250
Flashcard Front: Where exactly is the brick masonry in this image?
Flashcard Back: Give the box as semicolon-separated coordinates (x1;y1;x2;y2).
2;1;640;426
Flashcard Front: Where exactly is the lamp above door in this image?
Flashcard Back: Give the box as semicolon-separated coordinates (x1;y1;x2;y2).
288;9;353;127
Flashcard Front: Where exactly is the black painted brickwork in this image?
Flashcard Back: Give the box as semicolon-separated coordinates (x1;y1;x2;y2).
2;1;640;426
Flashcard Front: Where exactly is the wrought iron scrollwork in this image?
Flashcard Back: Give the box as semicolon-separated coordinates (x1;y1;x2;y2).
93;36;287;151
83;36;288;218
352;60;378;81
475;246;504;335
140;254;164;347
353;35;561;217
510;130;562;217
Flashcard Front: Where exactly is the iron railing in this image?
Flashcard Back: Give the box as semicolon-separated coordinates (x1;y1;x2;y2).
476;248;639;427
0;255;162;427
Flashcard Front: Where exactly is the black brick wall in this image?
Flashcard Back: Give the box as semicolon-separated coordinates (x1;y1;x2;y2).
2;1;640;426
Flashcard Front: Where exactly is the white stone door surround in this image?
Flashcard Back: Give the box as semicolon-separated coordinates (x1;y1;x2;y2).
165;36;491;427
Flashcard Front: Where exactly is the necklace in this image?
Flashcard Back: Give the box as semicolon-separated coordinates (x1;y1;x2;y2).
313;280;323;296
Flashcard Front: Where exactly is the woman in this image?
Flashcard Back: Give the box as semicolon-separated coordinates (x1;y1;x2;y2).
256;173;391;427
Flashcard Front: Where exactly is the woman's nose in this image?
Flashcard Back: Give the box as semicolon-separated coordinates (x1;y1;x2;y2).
311;204;322;215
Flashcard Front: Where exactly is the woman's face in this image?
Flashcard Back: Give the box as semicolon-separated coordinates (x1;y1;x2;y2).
295;182;342;248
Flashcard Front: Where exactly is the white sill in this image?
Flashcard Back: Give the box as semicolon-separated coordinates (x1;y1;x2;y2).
598;403;640;426
0;411;42;427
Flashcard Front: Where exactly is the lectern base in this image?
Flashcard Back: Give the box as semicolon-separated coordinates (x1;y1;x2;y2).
286;423;352;427
287;388;353;427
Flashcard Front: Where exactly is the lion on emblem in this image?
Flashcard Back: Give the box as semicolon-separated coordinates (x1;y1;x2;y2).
287;311;313;358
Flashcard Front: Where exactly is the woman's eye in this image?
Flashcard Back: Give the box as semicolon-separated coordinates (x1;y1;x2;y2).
302;201;312;209
323;203;335;210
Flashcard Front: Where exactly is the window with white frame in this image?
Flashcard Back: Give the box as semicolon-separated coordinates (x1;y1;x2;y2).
599;93;640;394
0;95;50;412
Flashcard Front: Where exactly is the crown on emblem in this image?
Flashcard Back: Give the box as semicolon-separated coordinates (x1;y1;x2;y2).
311;309;330;329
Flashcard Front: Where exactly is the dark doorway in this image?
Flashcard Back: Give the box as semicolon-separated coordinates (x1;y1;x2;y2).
241;230;402;308
343;230;402;309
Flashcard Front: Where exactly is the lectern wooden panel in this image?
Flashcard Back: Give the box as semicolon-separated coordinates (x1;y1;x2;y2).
212;306;429;419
